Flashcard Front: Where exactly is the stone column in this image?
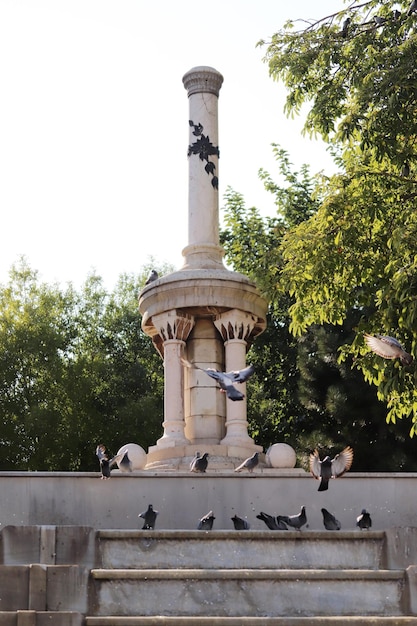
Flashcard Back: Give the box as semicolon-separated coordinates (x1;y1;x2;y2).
182;66;224;269
214;310;258;447
151;311;195;448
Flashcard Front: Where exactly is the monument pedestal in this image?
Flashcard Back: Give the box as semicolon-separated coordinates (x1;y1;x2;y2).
145;442;264;471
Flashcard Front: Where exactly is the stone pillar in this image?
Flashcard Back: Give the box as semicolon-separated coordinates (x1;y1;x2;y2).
214;310;258;447
151;311;195;448
182;66;224;269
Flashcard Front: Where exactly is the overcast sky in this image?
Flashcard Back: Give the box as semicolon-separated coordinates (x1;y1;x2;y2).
0;0;340;289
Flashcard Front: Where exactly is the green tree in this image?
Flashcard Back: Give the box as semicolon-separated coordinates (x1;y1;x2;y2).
0;258;167;470
258;0;417;432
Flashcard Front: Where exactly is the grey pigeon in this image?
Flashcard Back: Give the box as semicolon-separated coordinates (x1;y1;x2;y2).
181;358;254;401
231;515;250;530
145;269;159;285
256;511;288;530
310;446;354;492
110;449;133;473
364;333;413;366
235;452;260;473
407;0;417;16
356;509;372;530
341;17;351;37
96;444;112;479
138;504;158;529
373;15;386;26
281;506;307;530
190;452;209;473
197;510;215;530
322;508;341;531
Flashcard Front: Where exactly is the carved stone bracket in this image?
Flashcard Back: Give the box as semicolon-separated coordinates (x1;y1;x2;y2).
214;309;257;343
153;310;195;343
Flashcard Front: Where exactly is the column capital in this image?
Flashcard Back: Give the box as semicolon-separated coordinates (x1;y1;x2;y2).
182;66;224;97
214;309;257;343
152;310;195;343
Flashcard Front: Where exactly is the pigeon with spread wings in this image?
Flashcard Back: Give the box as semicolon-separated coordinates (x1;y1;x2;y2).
181;358;255;401
310;446;354;492
364;333;413;366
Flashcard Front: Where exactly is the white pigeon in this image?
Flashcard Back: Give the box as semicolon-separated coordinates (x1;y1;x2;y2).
364;333;413;366
181;358;254;401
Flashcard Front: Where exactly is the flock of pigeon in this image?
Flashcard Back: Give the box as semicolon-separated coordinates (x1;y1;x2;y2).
95;330;413;533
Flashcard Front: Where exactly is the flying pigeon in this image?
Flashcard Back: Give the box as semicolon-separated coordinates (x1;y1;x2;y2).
181;358;254;401
111;449;133;473
310;446;354;492
197;510;215;530
234;452;260;473
280;506;307;530
322;508;341;531
407;0;417;16
96;444;112;479
190;452;209;473
145;269;159;285
138;504;158;529
256;511;288;530
364;333;413;366
356;509;372;530
231;515;251;530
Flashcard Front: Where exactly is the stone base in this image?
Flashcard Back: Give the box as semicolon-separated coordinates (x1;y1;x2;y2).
145;443;264;471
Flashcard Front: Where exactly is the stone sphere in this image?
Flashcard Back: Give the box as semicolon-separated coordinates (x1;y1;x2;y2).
266;443;297;468
117;443;147;470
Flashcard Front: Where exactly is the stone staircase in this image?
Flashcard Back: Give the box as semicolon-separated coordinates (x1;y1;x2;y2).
84;529;417;625
1;526;417;625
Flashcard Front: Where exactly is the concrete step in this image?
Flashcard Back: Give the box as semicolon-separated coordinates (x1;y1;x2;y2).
85;617;417;625
97;530;385;570
0;612;83;626
90;568;406;618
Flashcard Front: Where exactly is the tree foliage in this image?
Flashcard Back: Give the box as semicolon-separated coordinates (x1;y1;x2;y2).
256;0;417;432
0;258;167;470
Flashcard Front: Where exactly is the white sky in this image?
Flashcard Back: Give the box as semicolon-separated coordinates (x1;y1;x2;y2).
0;0;340;290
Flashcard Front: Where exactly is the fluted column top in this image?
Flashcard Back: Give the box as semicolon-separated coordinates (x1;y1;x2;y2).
182;66;224;97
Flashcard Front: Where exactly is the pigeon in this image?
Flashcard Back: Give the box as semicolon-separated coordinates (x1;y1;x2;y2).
190;452;209;473
197;510;215;530
357;509;372;530
407;0;417;16
181;358;254;401
322;508;341;531
138;504;158;529
401;162;410;177
96;444;112;479
111;449;133;473
145;269;159;285
340;17;351;37
234;452;260;473
364;333;413;366
280;506;307;530
231;515;251;530
373;15;386;26
256;511;288;530
310;446;354;491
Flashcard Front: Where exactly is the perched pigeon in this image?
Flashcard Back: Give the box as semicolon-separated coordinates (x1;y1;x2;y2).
256;511;288;531
190;452;209;473
407;0;417;16
281;506;307;530
310;446;354;492
356;509;372;530
340;17;351;37
145;269;159;285
197;510;215;530
181;358;254;401
96;444;112;479
364;333;413;366
138;504;158;530
322;508;341;531
231;515;251;530
234;452;260;473
373;15;386;26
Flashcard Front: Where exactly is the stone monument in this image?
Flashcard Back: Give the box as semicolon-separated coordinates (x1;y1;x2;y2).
139;66;268;469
